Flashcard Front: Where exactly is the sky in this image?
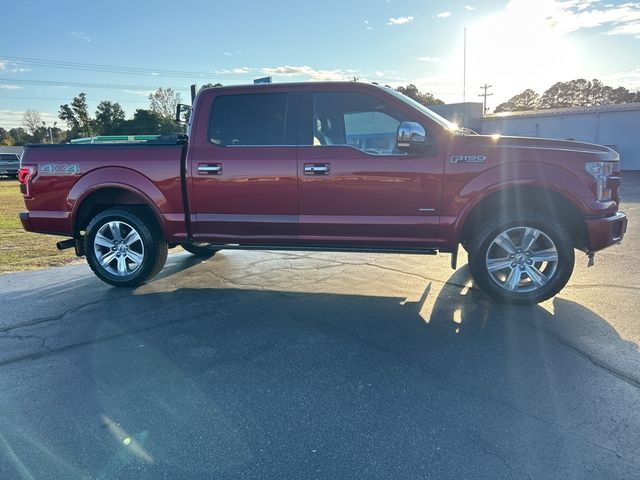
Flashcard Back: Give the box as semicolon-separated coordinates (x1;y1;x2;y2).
1;0;639;129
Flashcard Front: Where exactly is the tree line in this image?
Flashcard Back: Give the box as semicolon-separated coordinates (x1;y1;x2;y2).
0;86;186;146
494;78;640;113
10;78;637;144
0;83;444;146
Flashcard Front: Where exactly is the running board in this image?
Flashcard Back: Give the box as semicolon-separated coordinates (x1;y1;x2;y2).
210;244;438;255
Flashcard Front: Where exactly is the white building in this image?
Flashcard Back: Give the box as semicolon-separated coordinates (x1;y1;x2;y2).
482;103;640;171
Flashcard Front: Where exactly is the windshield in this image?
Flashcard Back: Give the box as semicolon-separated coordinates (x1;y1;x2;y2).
384;87;463;133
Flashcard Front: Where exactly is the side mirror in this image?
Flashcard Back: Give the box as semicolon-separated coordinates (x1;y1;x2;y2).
397;122;427;152
175;103;192;123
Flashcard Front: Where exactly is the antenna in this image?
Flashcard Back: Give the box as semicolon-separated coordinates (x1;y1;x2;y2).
463;27;467;128
478;83;494;114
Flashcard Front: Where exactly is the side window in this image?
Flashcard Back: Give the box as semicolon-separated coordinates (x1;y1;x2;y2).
208;93;288;146
313;92;407;155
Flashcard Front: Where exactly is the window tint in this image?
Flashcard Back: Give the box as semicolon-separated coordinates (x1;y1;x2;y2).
313;92;407;155
209;93;288;146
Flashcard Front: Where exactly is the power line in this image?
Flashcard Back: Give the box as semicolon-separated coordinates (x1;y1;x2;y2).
478;83;493;114
0;77;190;91
0;54;457;88
0;95;150;103
0;55;259;80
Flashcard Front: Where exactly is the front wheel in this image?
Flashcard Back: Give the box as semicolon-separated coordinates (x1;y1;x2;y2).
84;208;168;287
468;210;575;304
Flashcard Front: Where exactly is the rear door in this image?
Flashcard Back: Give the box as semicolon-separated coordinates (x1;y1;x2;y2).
188;91;298;241
297;90;445;244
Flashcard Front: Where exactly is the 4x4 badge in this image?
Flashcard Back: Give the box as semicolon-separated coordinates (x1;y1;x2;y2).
450;155;486;164
41;164;80;175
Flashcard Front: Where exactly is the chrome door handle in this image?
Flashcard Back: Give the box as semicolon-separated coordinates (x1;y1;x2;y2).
198;164;222;175
304;164;330;175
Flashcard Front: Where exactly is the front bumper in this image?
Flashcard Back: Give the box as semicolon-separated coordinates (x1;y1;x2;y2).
584;211;627;252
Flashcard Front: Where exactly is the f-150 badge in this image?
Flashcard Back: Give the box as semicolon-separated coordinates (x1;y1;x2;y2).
450;155;486;164
41;164;80;175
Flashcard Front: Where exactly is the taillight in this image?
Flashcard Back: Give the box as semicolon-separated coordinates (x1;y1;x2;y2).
18;165;36;197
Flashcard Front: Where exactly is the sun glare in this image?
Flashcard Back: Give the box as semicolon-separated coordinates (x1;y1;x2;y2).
461;0;583;102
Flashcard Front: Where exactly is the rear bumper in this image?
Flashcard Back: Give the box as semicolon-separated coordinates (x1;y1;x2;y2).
584;211;627;252
19;212;34;232
19;211;72;236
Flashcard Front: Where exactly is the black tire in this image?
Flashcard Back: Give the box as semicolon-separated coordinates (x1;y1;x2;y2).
468;210;575;304
180;242;219;259
84;208;168;287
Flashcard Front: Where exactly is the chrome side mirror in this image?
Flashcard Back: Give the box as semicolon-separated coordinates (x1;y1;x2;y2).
397;122;427;152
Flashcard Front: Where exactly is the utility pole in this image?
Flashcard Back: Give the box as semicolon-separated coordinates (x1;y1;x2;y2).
478;83;493;114
462;27;467;127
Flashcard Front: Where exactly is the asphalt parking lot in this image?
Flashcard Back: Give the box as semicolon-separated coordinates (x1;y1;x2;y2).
1;175;639;479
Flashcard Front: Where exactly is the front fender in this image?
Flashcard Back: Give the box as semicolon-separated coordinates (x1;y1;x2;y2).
447;162;590;243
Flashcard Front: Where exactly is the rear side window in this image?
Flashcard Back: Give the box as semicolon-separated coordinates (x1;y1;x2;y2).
208;93;288;146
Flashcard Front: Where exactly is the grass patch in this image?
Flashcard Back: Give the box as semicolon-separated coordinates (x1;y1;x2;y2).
0;179;80;273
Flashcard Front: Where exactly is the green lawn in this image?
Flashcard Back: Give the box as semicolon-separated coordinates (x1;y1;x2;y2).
0;179;80;273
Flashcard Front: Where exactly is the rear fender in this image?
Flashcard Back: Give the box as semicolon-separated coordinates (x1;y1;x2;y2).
68;167;167;237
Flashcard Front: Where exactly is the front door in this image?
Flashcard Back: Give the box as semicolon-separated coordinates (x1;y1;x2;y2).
297;90;444;245
189;91;298;241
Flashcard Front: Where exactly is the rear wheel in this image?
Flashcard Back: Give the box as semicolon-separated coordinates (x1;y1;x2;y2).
468;210;575;304
84;208;167;287
180;242;219;259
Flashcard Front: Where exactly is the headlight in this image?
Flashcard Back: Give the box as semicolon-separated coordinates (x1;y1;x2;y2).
585;161;615;201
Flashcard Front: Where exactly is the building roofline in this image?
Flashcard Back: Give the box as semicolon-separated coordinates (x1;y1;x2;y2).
485;102;640;119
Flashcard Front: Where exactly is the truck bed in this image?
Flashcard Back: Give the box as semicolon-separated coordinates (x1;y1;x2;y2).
20;141;188;240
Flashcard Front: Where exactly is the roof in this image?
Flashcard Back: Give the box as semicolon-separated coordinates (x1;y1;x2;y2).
485;102;640;120
199;81;387;94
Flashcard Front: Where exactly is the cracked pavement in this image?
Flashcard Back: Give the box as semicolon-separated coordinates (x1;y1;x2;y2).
0;180;639;479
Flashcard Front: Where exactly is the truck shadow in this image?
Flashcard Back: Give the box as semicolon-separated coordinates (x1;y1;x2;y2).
2;263;640;478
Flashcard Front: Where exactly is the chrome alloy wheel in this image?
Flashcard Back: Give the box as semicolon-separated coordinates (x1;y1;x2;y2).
485;226;559;293
93;221;145;277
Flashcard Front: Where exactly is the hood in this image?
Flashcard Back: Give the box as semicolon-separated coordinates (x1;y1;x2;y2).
461;134;620;161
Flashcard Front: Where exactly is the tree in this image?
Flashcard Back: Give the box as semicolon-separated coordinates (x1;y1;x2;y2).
494;89;541;113
199;83;223;91
0;127;13;146
117;109;180;135
95;101;125;135
395;84;444;106
148;87;181;119
539;78;637;109
7;128;28;145
22;109;43;136
59;93;94;137
494;79;640;113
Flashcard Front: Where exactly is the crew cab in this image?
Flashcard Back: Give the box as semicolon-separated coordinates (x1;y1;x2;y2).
18;82;627;304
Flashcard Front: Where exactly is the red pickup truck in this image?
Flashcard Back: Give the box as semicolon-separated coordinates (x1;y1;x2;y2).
18;82;627;304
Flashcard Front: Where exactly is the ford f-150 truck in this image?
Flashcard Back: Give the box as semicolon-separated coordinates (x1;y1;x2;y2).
18;82;627;304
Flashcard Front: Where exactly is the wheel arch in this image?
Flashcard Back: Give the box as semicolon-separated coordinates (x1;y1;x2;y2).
69;169;168;241
458;184;588;250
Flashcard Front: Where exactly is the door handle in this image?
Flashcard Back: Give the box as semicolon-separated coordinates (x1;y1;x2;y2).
304;163;330;175
198;163;222;175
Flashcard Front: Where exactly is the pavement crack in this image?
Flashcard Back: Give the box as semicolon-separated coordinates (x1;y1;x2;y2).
565;284;640;292
468;436;533;480
559;337;640;389
0;293;133;334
